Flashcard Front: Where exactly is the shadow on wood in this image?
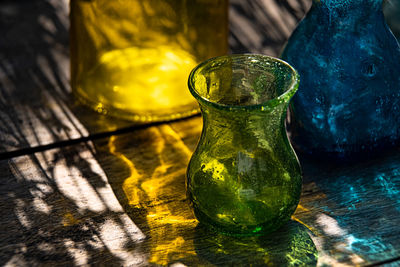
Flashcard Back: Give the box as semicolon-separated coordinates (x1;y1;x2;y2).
229;0;311;56
2;0;399;266
94;118;318;266
193;221;317;266
0;0;91;154
0;0;312;155
0;143;148;266
94;116;400;266
295;150;400;265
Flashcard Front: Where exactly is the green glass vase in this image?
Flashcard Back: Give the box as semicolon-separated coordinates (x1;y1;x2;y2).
187;54;302;236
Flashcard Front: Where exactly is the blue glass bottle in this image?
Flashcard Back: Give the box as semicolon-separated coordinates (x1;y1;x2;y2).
281;0;400;159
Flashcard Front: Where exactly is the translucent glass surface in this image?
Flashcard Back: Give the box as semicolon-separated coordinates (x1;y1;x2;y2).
70;0;228;122
187;55;302;235
282;0;400;159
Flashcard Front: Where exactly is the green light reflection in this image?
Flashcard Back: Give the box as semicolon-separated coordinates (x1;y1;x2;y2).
194;220;318;266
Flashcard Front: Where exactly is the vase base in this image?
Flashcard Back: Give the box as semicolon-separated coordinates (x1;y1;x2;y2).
192;205;290;237
73;90;200;123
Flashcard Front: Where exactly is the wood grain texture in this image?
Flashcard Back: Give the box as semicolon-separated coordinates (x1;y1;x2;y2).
2;0;400;266
0;143;148;266
0;0;140;156
2;116;399;266
95;119;400;266
0;0;310;155
229;0;311;56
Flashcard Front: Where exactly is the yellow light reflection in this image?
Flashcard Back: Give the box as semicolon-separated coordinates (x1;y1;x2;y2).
108;125;198;265
81;46;198;112
108;122;320;266
62;212;81;227
291;215;319;235
109;135;143;206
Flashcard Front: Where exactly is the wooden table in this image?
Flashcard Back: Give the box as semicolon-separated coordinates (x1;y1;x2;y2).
1;0;399;266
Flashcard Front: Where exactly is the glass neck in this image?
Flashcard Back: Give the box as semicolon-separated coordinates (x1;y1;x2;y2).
200;102;287;129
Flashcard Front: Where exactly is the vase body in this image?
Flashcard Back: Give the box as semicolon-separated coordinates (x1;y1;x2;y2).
187;55;302;235
70;0;228;122
282;0;400;158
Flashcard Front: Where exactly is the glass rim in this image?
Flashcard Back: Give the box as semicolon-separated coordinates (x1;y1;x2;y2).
188;54;300;111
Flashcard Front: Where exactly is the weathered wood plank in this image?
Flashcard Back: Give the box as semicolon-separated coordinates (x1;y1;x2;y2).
94;118;400;266
0;0;310;154
0;0;138;156
2;116;399;266
0;0;397;155
2;1;400;266
296;153;400;266
0;143;149;266
229;0;311;56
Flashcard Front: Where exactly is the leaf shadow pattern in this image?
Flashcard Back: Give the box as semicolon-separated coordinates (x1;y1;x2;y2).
0;0;148;265
0;142;150;266
230;0;400;56
0;0;347;266
229;0;311;56
0;0;89;154
193;221;317;266
98;120;318;266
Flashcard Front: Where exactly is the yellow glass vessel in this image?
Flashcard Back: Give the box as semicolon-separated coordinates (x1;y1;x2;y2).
70;0;228;122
